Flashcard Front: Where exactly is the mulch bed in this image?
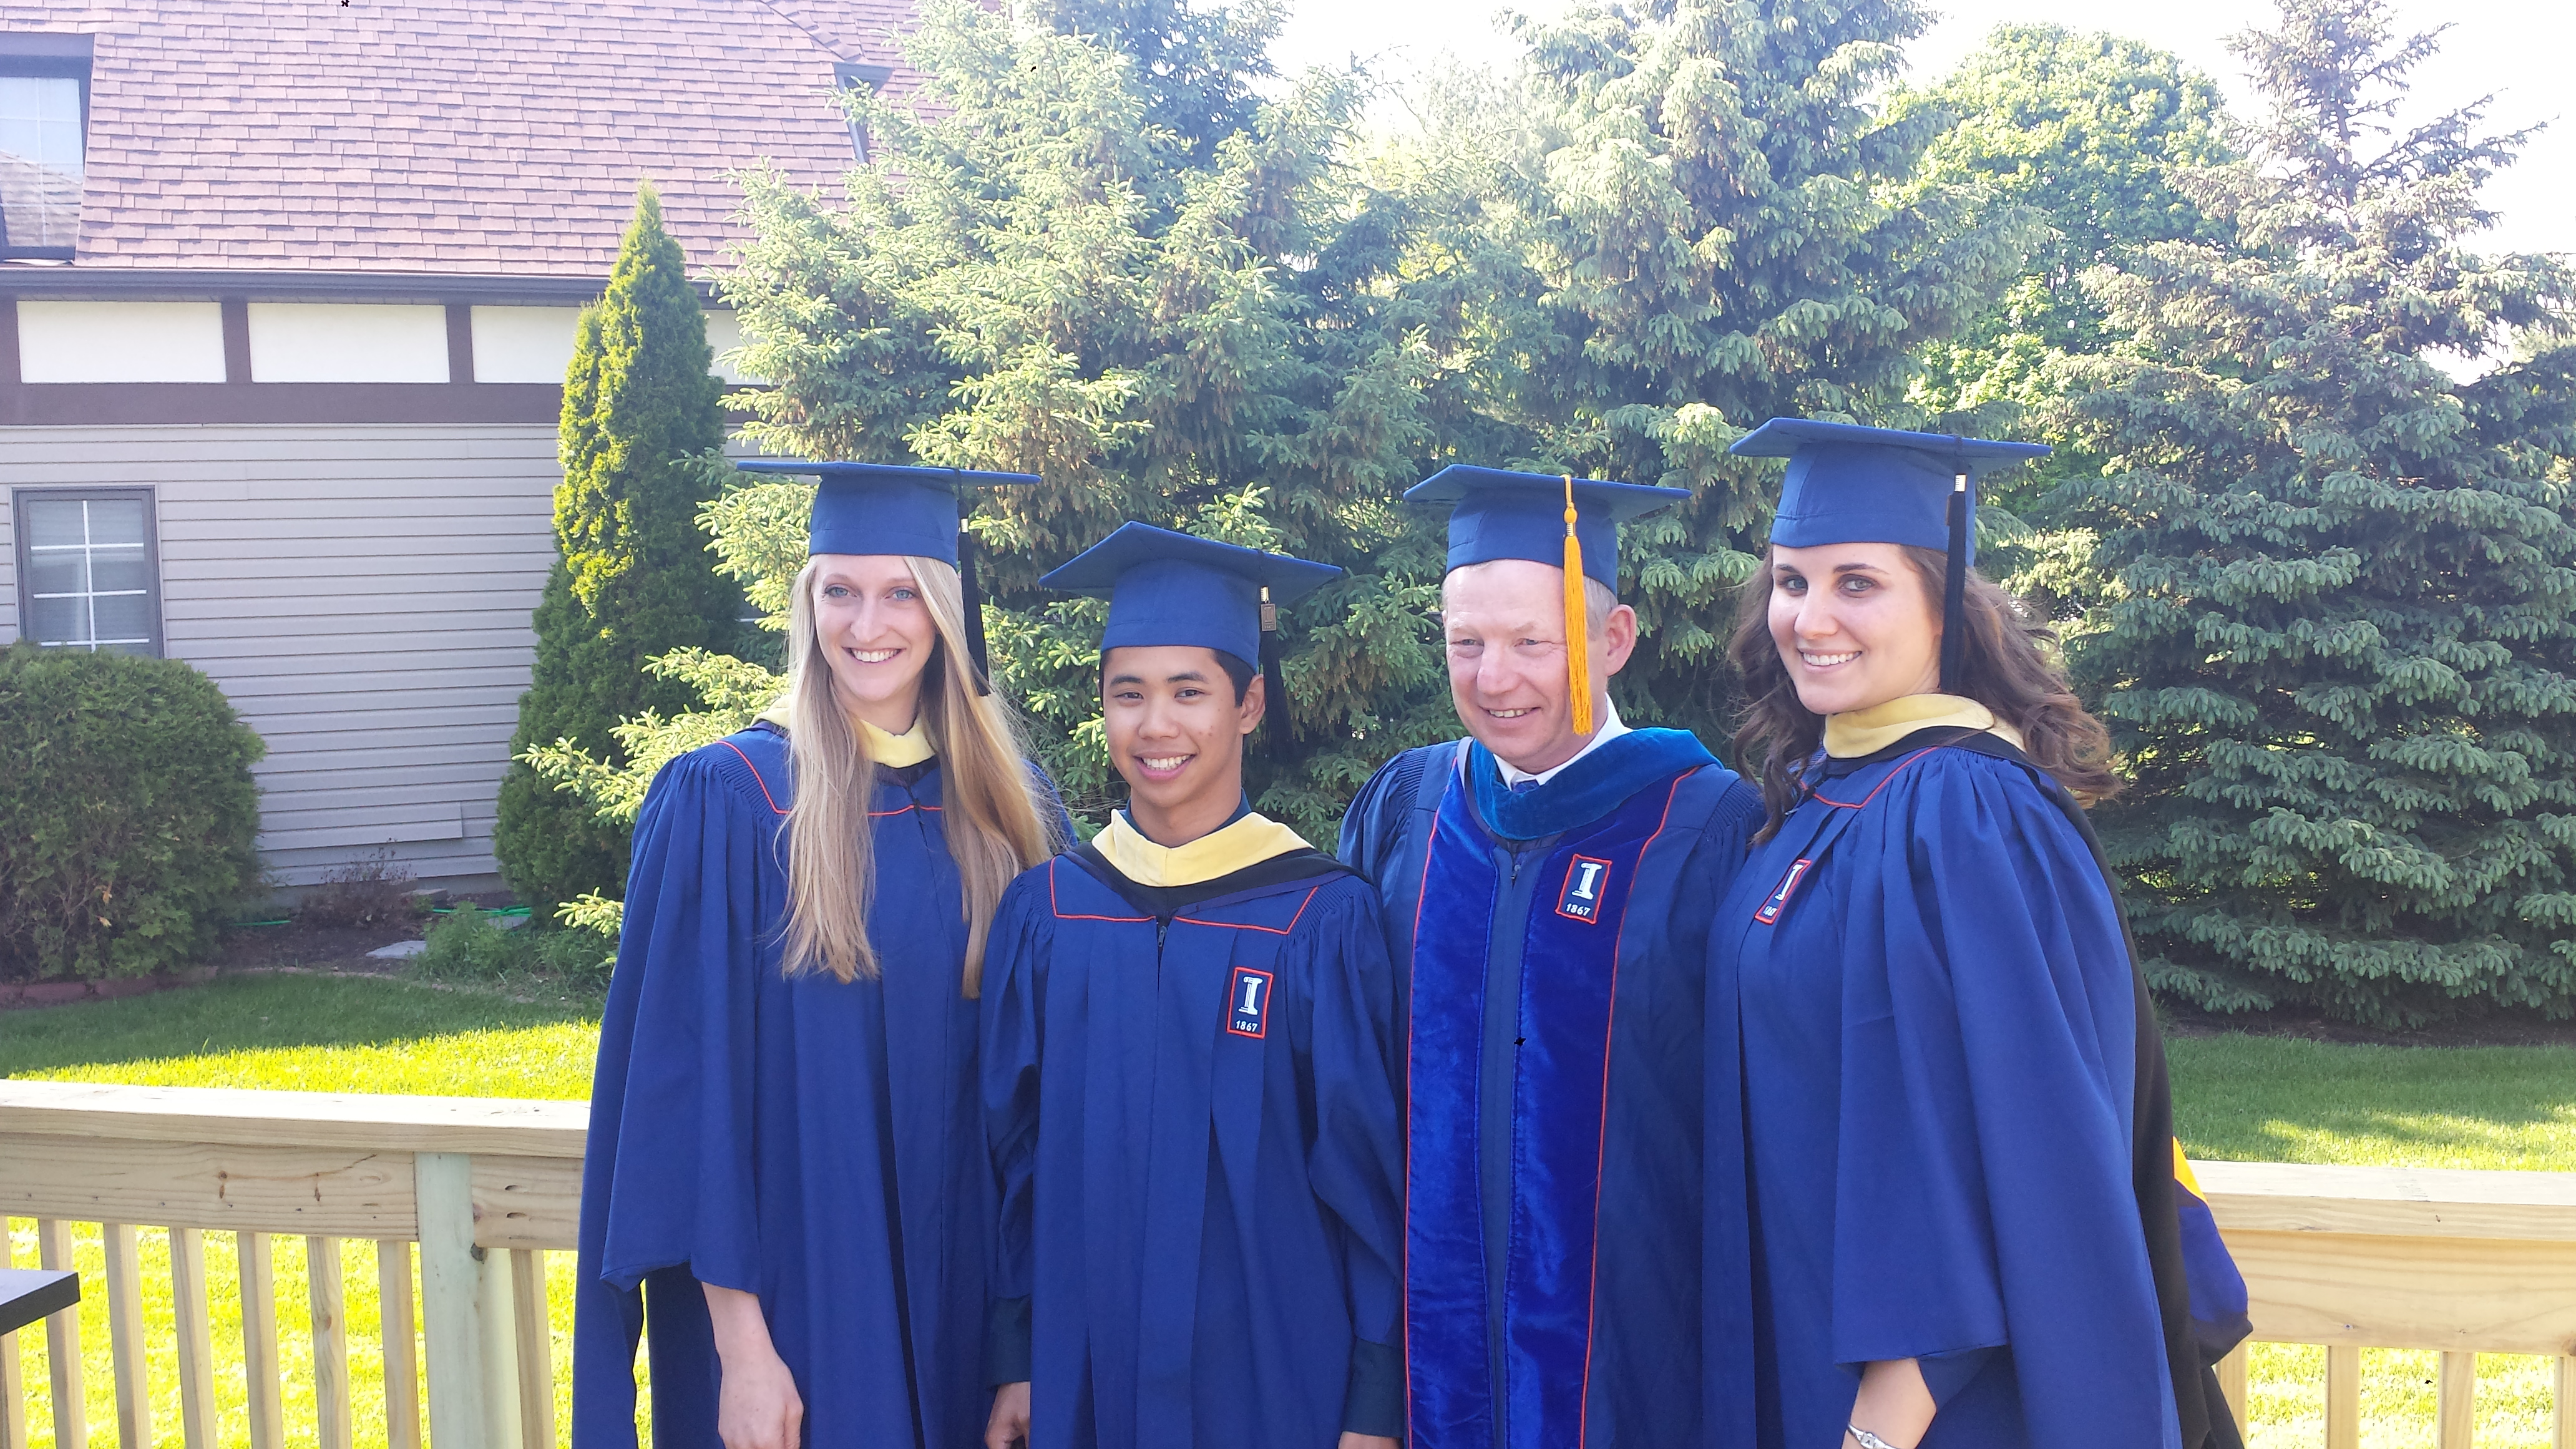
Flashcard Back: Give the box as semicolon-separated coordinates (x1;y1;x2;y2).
1;893;517;1010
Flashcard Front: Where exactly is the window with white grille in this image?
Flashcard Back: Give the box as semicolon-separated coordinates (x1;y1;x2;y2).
14;489;162;656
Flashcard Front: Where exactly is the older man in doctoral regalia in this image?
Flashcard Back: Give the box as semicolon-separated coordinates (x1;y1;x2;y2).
1338;467;1764;1449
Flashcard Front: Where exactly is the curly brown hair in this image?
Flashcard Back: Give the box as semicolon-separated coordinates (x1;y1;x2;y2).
1727;545;2122;839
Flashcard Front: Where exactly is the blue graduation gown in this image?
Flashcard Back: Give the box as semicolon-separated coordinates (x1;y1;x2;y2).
980;841;1406;1449
1337;730;1762;1449
1711;738;2182;1449
573;724;1063;1449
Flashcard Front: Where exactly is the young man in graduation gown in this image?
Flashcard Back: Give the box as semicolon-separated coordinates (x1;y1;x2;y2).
980;522;1405;1449
1337;469;1765;1449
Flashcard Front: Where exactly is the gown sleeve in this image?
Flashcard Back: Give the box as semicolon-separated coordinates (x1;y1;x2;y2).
594;746;769;1294
1289;882;1408;1437
572;747;770;1449
1832;753;2174;1437
979;866;1057;1385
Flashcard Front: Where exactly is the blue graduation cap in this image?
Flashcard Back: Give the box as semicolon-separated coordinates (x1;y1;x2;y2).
1041;522;1341;744
1403;464;1690;736
733;459;1043;564
1402;465;1692;587
1040;522;1339;666
1728;418;2050;691
735;458;1045;691
1727;418;2048;566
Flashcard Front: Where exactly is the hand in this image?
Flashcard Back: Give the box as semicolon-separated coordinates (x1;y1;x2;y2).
987;1381;1032;1449
1338;1436;1400;1449
703;1284;803;1449
713;1337;802;1449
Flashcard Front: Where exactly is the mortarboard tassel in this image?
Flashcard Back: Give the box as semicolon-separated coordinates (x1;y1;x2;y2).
959;529;994;696
1561;474;1594;738
1939;469;1969;694
1259;585;1295;748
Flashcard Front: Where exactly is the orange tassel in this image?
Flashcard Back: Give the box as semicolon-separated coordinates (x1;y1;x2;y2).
1561;474;1594;738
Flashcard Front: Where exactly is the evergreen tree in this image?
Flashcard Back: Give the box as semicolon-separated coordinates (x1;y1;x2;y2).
1407;0;2040;736
2060;0;2576;1023
1895;25;2233;509
495;184;733;909
723;0;1454;839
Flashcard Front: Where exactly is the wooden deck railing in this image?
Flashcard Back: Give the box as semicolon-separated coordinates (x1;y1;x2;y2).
7;1082;2576;1446
0;1081;582;1449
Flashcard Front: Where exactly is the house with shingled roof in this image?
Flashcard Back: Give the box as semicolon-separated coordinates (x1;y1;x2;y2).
0;0;916;890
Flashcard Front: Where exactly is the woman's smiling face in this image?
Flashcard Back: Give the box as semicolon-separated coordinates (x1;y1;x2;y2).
811;554;939;732
1765;541;1943;716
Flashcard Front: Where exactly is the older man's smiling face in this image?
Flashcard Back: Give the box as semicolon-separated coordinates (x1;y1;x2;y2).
1441;559;1637;776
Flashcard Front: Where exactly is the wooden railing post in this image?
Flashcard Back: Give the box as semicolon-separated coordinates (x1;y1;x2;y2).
419;1151;527;1449
380;1239;422;1449
241;1230;284;1449
0;1321;21;1449
310;1236;353;1449
2557;1355;2575;1449
36;1218;87;1449
511;1249;555;1449
2325;1345;2361;1449
2437;1350;2476;1447
169;1227;217;1449
477;1217;528;1449
419;1151;491;1449
102;1224;154;1449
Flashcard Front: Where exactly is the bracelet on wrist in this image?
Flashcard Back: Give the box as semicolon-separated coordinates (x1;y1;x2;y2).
1847;1426;1912;1449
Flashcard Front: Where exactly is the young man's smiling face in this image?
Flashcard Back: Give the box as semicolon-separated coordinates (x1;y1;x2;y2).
1102;644;1264;844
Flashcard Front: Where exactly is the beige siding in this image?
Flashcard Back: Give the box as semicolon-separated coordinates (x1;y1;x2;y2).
0;424;562;888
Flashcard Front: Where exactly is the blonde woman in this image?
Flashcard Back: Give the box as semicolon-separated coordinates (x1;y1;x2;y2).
573;462;1066;1449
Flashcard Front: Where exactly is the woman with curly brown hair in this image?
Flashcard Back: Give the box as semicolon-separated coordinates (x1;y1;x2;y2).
1702;420;2246;1449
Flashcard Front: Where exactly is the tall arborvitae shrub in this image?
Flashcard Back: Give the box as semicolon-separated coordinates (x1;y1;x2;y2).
494;184;732;909
2060;0;2576;1024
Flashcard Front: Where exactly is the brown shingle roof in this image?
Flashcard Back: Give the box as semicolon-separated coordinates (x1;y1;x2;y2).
8;0;917;276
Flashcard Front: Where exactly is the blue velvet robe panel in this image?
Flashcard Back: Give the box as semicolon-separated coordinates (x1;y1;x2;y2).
1339;736;1762;1449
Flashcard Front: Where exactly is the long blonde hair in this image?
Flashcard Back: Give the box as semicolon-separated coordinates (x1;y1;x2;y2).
779;555;1058;994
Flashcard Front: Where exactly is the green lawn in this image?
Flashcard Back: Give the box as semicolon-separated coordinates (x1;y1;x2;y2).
2170;1033;2576;1171
7;974;2576;1447
0;973;597;1097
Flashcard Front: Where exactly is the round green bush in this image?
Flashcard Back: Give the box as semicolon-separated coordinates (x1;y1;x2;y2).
0;642;266;982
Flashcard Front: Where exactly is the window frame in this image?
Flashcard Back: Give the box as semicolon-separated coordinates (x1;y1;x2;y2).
0;40;94;261
12;485;167;657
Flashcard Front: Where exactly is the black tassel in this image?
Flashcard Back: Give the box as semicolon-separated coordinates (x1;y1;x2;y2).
1940;471;1969;694
1260;587;1294;751
959;530;993;697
